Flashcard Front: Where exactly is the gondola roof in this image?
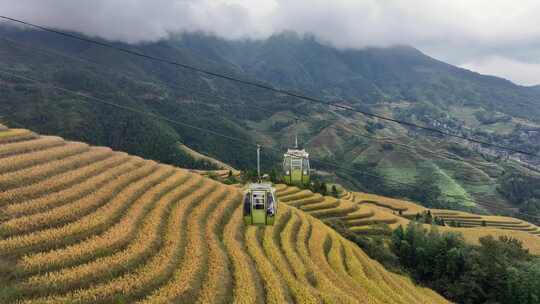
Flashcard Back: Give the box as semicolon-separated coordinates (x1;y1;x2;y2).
284;148;309;158
246;182;274;191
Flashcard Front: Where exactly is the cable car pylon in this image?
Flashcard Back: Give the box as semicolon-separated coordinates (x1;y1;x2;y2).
295;121;299;149
257;144;261;182
243;145;277;226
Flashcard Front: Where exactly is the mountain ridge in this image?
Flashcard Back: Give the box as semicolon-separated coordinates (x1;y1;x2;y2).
174;32;540;120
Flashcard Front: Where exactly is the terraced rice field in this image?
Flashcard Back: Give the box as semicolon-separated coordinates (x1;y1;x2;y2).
0;127;449;303
431;210;540;232
276;185;540;255
349;191;540;238
276;185;408;234
191;169;241;181
352;192;427;217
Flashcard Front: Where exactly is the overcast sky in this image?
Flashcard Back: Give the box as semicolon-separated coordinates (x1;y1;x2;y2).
2;0;540;86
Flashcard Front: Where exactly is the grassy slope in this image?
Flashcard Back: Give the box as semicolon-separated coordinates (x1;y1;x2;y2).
301;112;516;211
0;126;448;303
178;143;236;171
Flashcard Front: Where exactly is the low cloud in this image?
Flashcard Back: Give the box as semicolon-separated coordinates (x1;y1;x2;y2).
1;0;540;85
461;56;540;87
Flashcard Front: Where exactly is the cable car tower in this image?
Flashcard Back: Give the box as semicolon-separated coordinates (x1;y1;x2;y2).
282;121;310;186
243;145;277;226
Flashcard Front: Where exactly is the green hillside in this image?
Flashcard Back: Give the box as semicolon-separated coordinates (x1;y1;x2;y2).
1;26;540;222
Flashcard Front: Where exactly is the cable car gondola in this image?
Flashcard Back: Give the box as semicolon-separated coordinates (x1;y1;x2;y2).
243;182;277;226
243;145;277;226
282;123;310;186
282;148;310;186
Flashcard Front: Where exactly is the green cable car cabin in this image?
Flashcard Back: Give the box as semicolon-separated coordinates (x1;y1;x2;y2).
243;183;277;226
282;148;310;186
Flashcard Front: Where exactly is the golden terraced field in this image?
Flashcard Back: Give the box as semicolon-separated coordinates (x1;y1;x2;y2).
190;169;241;181
0;125;449;303
275;185;540;255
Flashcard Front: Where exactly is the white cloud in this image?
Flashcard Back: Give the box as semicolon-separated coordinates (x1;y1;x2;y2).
0;0;261;43
3;0;540;46
461;56;540;86
1;0;540;84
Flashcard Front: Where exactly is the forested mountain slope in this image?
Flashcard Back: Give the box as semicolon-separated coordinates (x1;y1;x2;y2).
2;25;540;220
177;32;540;119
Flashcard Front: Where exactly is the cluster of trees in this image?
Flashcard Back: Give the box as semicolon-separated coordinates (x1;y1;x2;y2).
498;171;540;204
217;170;240;185
364;121;385;133
498;171;540;224
306;180;339;197
269;120;292;132
308;180;329;196
414;211;445;226
391;223;540;304
474;110;512;125
327;219;540;304
413;211;482;227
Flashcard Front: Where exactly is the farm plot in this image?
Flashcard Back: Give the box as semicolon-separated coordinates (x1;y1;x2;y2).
0;127;449;303
276;184;540;254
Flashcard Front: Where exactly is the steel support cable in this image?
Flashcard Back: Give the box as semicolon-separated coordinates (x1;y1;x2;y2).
0;40;523;211
1;15;538;158
0;36;506;172
3;68;540;220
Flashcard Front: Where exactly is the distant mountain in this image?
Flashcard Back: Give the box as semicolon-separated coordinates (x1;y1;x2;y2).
176;32;540;121
1;25;540;218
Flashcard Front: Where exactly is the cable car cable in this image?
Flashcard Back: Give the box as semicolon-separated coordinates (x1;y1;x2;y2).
0;67;517;201
0;32;536;218
1;35;505;173
0;35;300;128
1;15;538;159
0;34;527;174
0;40;526;203
0;70;253;147
2;68;539;221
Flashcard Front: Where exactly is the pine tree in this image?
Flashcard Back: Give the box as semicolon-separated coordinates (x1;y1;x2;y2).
320;182;328;196
331;185;339;198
